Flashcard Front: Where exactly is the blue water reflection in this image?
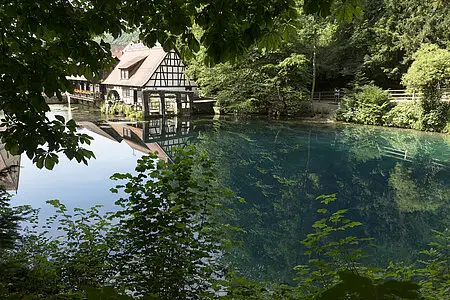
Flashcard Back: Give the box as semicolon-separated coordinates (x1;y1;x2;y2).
4;104;450;284
194;119;450;283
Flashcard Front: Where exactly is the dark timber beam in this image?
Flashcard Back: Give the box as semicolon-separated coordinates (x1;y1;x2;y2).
176;92;181;115
159;91;166;116
143;91;150;117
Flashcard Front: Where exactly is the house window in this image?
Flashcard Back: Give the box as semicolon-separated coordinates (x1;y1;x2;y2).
123;88;131;98
120;69;129;80
123;128;131;138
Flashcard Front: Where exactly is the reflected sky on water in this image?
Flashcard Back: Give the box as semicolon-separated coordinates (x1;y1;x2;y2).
9;104;208;218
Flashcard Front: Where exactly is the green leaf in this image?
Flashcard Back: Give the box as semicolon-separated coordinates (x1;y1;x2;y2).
317;208;327;214
55;115;65;123
238;197;246;203
44;156;57;170
36;157;44;169
66;119;77;132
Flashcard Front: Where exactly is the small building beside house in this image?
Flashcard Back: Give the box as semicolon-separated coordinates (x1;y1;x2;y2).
66;75;104;102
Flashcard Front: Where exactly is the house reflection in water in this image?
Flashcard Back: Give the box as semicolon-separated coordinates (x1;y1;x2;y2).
78;117;198;162
0;117;203;191
0;144;21;192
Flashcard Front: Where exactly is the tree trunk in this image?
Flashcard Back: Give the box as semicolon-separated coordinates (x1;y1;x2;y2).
310;25;317;113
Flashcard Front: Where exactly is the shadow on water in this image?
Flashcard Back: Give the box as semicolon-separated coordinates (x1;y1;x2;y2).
2;104;450;285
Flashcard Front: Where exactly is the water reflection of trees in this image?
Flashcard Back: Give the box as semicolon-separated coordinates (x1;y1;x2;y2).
196;121;450;284
338;126;450;210
196;121;322;283
338;125;450;266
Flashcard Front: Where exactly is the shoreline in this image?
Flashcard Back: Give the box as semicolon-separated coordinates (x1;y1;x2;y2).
50;103;450;136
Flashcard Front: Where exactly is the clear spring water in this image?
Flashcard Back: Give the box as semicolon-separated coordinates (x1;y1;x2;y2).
9;105;450;284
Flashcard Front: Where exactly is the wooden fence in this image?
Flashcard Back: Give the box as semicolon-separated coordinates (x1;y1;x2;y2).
379;145;447;169
386;90;422;102
312;91;343;103
313;89;450;103
387;89;450;102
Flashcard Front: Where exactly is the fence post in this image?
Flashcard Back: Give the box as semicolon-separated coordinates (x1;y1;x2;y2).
412;90;415;101
318;92;321;102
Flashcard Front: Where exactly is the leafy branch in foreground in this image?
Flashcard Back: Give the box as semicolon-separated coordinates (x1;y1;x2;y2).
0;188;33;251
317;271;420;300
0;146;237;298
1;115;95;170
295;194;373;295
417;229;450;300
110;146;236;298
0;153;449;298
294;194;423;300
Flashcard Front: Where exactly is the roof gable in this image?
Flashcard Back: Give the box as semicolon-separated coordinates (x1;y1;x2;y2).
103;46;167;87
145;51;196;88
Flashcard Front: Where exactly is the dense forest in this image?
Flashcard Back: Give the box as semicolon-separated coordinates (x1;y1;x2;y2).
184;0;450;132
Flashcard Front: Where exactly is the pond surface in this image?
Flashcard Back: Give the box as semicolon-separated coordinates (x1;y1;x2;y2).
8;104;450;284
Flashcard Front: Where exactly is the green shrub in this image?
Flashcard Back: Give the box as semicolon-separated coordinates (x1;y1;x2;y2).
102;102;143;120
336;84;450;133
135;111;143;119
100;102;108;114
381;101;450;132
335;85;393;125
109;102;119;115
421;103;450;132
117;103;125;115
444;122;450;133
383;102;423;130
402;44;450;112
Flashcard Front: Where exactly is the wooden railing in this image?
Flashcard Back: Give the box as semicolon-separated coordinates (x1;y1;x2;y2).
379;146;447;169
387;89;450;102
314;89;450;103
312;91;343;103
386;90;422;102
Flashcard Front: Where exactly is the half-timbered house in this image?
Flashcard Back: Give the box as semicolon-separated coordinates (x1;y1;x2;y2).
102;43;197;114
65;42;197;114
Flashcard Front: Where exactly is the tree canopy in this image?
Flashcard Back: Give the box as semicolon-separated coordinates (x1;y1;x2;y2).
402;44;450;95
0;0;364;169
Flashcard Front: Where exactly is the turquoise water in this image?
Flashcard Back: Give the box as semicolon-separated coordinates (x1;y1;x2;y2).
9;105;450;284
195;120;450;282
